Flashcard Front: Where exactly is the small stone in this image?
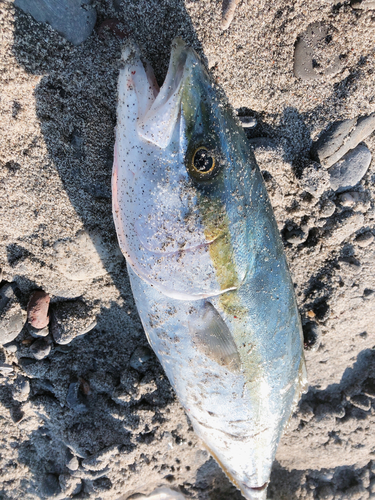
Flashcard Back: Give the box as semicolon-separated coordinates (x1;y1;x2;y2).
350;394;371;411
66;381;87;413
351;0;375;9
53;229;123;281
238;115;257;128
27;290;50;329
12;376;30;402
50;301;96;344
28;324;50;338
328;143;372;192
327;213;364;245
355;231;374;248
14;0;97;46
294;22;344;81
320;200;336;218
285;227;308;245
66;454;79;472
0;283;26;345
129;346;154;373
303;321;321;352
313;113;375;168
0;363;13;375
4;343;17;353
312;118;356;165
30;337;51;360
338;191;360;207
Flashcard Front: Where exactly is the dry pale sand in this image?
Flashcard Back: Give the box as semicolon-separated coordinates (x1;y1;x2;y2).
0;1;375;499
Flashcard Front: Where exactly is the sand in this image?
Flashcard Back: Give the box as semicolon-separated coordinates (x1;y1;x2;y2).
0;0;374;499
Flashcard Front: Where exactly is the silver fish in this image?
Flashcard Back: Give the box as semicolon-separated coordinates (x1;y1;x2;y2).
112;38;307;500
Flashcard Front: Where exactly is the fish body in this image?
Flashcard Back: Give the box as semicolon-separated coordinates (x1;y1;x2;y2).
112;39;306;499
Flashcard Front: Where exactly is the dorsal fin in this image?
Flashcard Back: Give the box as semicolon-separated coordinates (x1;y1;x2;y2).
189;302;241;372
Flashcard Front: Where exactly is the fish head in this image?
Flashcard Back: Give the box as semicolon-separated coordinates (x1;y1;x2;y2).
113;38;255;301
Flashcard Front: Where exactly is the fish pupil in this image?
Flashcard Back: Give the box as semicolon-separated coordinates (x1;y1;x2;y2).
193;148;214;173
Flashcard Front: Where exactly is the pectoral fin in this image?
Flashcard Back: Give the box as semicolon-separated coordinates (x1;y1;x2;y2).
189;302;241;372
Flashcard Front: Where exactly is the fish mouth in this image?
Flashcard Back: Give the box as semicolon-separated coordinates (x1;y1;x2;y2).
134;38;204;149
241;482;269;500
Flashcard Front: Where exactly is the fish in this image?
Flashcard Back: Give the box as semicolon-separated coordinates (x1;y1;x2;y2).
112;38;307;500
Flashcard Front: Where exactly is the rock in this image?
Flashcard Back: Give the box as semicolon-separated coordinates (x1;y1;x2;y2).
293;22;344;81
355;231;374;248
66;382;87;413
328;143;372;192
0;283;26;345
28;324;50;338
53;229;123;281
129;346;154;373
50;301;96;344
312;113;375;168
351;0;375;9
320;200;336;218
302;321;321;352
12;376;30;402
326;213;364;246
4;343;17;353
133;487;186;500
300;162;330;197
312;118;356;165
238;115;257;128
27;290;50;329
30;337;51;360
66;454;79;472
14;0;97;46
0;363;13;375
350;394;371;411
338;191;361;207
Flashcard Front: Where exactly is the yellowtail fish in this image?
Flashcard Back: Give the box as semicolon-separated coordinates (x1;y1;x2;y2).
112;38;307;500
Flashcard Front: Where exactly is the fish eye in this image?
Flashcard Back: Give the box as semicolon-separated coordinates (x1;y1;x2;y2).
192;147;215;175
186;137;222;182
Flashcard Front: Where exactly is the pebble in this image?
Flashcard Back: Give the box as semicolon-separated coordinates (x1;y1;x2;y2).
293;22;344;81
350;394;371;411
12;376;30;402
312;118;356;165
129;346;154;373
351;0;375;9
327;213;364;246
50;301;96;344
320;200;336;218
328;143;372;192
355;231;374;248
312;113;375;168
30;337;51;360
53;229;123;281
238;115;257;128
59;474;82;496
66;381;87;413
0;363;14;376
27;290;50;329
14;0;97;46
0;283;26;345
300;162;330;197
28;324;50;338
66;454;79;472
4;343;17;353
302;321;321;352
338;191;361;207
